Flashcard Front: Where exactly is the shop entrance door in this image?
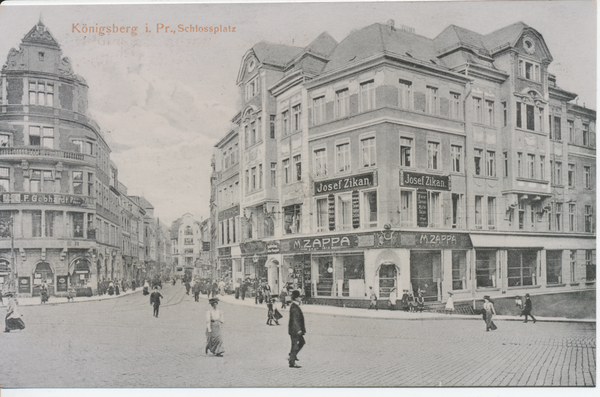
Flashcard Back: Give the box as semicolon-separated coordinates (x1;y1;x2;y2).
410;251;441;301
378;263;397;298
32;262;54;296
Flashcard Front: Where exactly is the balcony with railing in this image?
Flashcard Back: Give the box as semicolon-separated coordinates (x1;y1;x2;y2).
0;146;92;162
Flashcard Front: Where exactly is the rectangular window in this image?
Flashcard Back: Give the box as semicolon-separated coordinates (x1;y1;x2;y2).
538;107;544;132
363;190;377;228
258;164;263;189
400;190;413;227
486;151;496;177
312;97;325;125
29;126;41;146
507;250;537;287
525;62;533;79
245;170;249;193
554;162;562;185
584;166;591;188
583;124;589;146
450;92;461;120
28;80;53;107
281;110;289;136
270;162;277;187
585;250;595;281
251;121;256;145
474;149;482;176
519;201;525;230
72;212;84;238
568;164;575;187
452;193;463;229
502;102;507;126
293;155;301;181
426;86;438;115
292;104;302;131
487;197;496;228
539;156;545;180
568;120;575;143
451;145;462;173
0;167;9;192
336;194;352;230
546;250;563;284
476;250;497;288
400;137;412;167
474;196;483;228
314;148;327;177
360;137;376;167
569;203;576;232
452;251;467;290
315;198;328;232
251;167;257;190
398;80;412;110
359;80;375;112
72;171;83;195
526;105;535;131
336;143;350;173
516;102;522;128
570;250;577;283
553;117;562;141
428;191;441;227
485;100;494;126
555;202;563;231
428;142;439;170
244;125;249;147
283;159;290;184
503;152;509;177
474;97;483;123
269;115;276;139
585;205;593;233
527;154;536;179
335;89;350;119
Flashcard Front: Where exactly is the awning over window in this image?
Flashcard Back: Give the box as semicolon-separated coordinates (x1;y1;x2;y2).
470;234;595;250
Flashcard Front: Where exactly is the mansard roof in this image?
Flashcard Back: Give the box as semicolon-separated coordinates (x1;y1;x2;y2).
252;41;304;67
22;21;60;49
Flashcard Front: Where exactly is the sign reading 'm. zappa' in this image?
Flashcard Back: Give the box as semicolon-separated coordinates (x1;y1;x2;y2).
401;171;450;191
314;172;375;195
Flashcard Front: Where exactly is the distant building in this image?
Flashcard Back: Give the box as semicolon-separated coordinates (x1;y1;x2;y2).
170;213;204;277
211;20;595;307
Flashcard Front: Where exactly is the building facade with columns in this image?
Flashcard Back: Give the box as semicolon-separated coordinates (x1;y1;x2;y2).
214;20;595;310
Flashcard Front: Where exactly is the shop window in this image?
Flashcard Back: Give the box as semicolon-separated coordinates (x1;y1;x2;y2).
585;250;595;281
0;167;9;192
400;190;413;227
283;204;302;235
546;250;563;284
363;190;377;228
400;137;412;167
314;255;334;296
315;198;328;232
452;251;467;290
313;254;365;298
378;264;396;298
476;250;497;288
336;193;352;230
410;251;441;301
507;250;537;287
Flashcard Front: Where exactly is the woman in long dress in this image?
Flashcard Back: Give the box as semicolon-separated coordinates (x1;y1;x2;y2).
205;297;224;357
4;292;25;332
483;295;497;331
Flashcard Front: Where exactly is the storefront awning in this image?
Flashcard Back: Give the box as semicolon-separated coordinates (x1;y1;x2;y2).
470;234;595;250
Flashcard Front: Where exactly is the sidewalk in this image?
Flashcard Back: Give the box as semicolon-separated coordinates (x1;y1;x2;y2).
4;287;142;307
215;293;596;324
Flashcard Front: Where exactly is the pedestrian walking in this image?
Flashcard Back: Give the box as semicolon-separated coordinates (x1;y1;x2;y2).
66;285;75;302
143;280;149;296
445;292;455;314
266;298;280;326
279;288;287;310
40;281;49;304
483;295;497;332
388;287;397;310
211;280;219;298
3;292;25;333
522;293;537;323
288;290;305;368
185;280;191;295
218;279;226;296
515;295;523;316
368;286;378;310
193;281;201;302
205;297;225;357
240;279;247;300
150;286;163;318
115;282;120;296
401;290;410;312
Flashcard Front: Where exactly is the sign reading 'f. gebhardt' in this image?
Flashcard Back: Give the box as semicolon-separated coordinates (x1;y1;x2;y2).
0;193;90;206
314;172;375;195
401;171;450;191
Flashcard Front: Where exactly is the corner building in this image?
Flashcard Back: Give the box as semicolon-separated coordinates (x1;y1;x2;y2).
0;22;148;296
216;21;595;309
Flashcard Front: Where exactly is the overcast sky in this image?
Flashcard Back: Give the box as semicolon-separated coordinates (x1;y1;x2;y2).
0;1;596;226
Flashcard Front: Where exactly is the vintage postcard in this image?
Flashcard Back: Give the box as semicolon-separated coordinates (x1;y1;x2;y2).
0;0;596;393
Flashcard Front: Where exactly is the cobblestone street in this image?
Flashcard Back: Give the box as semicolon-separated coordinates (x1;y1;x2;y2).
0;283;595;388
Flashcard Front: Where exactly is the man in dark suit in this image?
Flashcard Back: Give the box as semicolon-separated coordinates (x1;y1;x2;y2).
288;290;305;368
522;293;537;323
150;286;164;318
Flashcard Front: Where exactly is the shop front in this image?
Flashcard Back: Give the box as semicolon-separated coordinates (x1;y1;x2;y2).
32;261;55;296
69;257;93;296
0;258;12;292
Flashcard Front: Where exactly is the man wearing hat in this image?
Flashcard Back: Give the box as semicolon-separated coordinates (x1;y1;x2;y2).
288;290;305;368
149;286;164;318
522;293;536;323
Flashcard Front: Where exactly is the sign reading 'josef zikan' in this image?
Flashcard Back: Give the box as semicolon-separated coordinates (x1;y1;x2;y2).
314;172;375;195
401;171;450;191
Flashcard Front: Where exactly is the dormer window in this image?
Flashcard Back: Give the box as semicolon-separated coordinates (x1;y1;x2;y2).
518;60;541;82
245;76;259;100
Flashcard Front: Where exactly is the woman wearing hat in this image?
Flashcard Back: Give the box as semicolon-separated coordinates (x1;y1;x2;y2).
205;297;225;357
445;292;455;314
483;295;497;332
4;292;25;332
